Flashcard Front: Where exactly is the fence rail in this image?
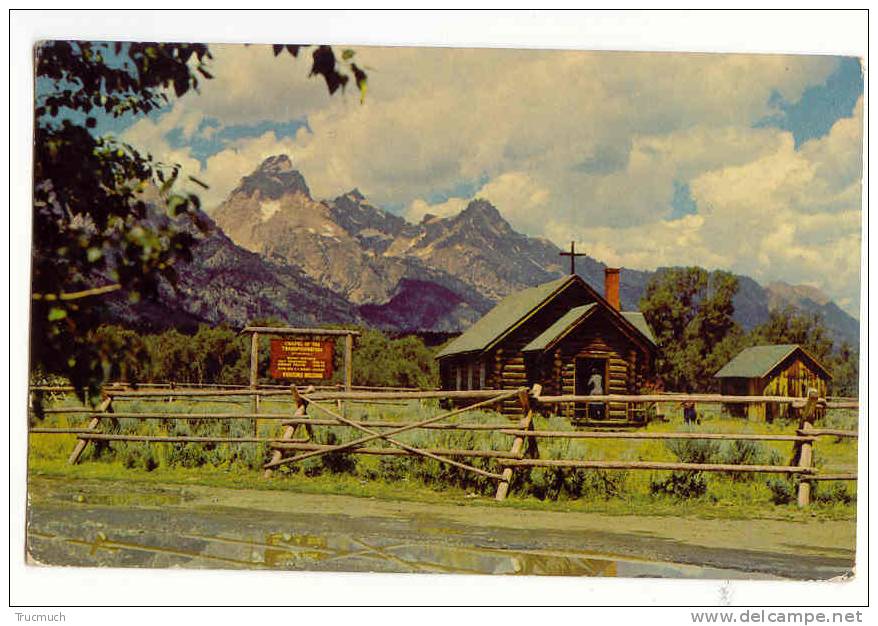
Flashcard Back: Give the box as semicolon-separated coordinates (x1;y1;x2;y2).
28;383;858;507
30;382;432;393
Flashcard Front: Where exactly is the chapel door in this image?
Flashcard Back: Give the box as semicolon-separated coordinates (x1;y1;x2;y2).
575;357;607;421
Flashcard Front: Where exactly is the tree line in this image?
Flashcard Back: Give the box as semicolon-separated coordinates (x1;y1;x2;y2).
639;267;859;396
31;268;857;397
37;322;440;390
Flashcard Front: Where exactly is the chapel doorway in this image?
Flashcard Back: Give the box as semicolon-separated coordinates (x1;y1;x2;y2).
575;357;608;421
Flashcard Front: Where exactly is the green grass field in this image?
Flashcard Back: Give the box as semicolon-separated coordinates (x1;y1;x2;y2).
27;394;859;520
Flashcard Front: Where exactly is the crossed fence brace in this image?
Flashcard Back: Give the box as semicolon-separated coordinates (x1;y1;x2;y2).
262;385;541;500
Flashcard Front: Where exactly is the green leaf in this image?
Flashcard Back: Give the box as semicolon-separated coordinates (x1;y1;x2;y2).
166;195;186;217
86;247;103;262
48;307;67;321
351;63;368;104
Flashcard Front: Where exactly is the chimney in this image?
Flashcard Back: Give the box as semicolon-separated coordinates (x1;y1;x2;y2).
604;267;620;311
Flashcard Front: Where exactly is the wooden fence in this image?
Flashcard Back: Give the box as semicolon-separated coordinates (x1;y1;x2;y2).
28;385;858;507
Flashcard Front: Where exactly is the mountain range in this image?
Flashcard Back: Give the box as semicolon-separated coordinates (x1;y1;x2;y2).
121;154;859;348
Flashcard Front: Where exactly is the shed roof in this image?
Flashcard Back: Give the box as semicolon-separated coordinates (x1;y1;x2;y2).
522;304;597;352
436;276;574;359
714;344;832;379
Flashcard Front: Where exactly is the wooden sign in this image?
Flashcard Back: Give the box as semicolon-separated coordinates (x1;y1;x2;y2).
269;338;334;380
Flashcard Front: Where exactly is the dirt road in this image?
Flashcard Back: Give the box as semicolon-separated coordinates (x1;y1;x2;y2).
25;476;855;579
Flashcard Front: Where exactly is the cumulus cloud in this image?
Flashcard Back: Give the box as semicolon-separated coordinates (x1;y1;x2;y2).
554;100;863;314
406;196;469;222
115;45;862;315
121;112;300;208
406;171;552;231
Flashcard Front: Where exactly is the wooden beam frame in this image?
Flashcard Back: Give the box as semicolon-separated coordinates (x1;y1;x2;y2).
262;388;521;470
496;384;542;500
32;384;855;507
241;326;360;416
240;326;361;337
301;399;505;481
264;385;313;478
796;389;819;508
67;395;112;464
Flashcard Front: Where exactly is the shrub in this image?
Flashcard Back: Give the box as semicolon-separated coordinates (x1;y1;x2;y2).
650;471;708;499
666;437;721;464
523;467;626;501
117;442;158;472
527;467;570;500
823;410;858;439
580;469;628;500
766;477;797;505
376;456;415;482
814;482;855;505
316;431;358;475
720;439;770;482
650;435;719;500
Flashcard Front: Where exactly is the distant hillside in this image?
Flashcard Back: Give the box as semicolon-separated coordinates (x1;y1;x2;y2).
115;154;859;348
106;204;362;331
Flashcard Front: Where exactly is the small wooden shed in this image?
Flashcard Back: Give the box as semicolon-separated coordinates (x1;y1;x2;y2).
714;344;831;421
436;271;657;420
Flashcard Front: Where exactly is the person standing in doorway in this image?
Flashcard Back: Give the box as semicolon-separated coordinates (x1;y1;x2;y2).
588;366;605;420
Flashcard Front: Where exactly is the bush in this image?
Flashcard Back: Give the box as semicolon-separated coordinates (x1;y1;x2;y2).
524;468;627;501
376;456;415;482
649;435;719;500
650;471;708;499
764;478;855;507
528;467;572;500
117;442;158;472
814;482;855;505
580;469;628;500
720;439;772;482
666;437;721;464
766;477;797;505
315;431;358;476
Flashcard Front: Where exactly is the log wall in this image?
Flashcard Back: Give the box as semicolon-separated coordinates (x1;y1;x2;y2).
438;281;656;417
720;353;830;421
552;312;647;420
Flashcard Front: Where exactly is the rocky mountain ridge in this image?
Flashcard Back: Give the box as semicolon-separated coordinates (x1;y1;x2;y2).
132;154;858;348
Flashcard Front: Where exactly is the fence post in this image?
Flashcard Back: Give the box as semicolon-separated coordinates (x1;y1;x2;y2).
68;393;112;465
264;385;310;479
495;384;541;501
796;388;819;508
343;333;353;417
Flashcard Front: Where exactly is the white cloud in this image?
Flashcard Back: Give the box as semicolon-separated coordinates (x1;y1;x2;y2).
546;100;864;315
405;196;469;222
184;44;339;124
405;171;552;231
196;132;299;206
116;45;862;315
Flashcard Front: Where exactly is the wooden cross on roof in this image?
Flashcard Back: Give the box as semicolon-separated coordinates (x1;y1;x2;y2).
559;241;587;275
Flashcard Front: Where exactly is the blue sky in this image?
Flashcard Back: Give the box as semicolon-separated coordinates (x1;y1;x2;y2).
757;57;862;147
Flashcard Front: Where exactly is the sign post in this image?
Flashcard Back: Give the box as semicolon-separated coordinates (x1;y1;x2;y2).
250;331;260;425
241;327;360;417
344;333;353;393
